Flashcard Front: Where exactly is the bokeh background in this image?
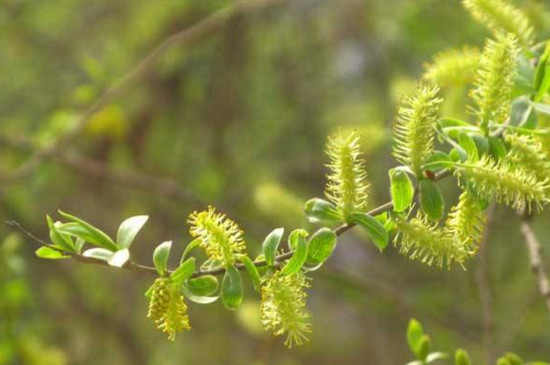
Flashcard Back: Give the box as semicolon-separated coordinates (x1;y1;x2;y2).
1;0;550;364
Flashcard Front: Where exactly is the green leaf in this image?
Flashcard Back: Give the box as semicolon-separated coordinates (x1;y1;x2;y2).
82;247;114;261
242;256;261;291
181;285;219;304
108;249;130;267
419;179;444;221
458;132;479;162
75;238;85;254
221;265;243;310
511;97;536;128
116;215;148;249
534;45;550;101
46;215;75;252
306;228;337;267
532;101;550;116
304;198;341;223
427;352;448;363
454;349;472;365
280;229;309;276
417;335;431;360
58;211;117;251
262;227;284;267
488;136;507;160
35;246;69;260
153;241;172;275
470;134;489;156
504;353;523;365
180;238;200;264
389;168;415;212
423;151;454;171
171;257;196;285
186;275;219;297
350;212;389;252
407;319;424;356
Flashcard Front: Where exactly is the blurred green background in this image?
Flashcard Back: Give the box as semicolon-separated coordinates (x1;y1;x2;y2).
1;0;550;364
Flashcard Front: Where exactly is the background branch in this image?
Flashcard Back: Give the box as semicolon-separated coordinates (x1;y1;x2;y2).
6;0;287;183
520;219;550;319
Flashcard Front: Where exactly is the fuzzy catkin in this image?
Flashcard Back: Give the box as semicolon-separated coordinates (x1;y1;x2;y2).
393;85;443;175
325;131;370;220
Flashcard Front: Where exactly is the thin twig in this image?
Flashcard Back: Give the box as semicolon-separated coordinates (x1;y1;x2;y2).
6;0;287;183
0;134;205;205
519;219;550;318
5;169;452;278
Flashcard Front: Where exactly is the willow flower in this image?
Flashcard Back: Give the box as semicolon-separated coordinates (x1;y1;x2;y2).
260;271;311;347
469;33;519;131
325;131;370;220
423;47;481;86
455;155;548;211
188;206;245;266
393;214;469;268
463;0;535;47
505;133;550;183
147;277;191;340
393;85;443;175
445;190;486;253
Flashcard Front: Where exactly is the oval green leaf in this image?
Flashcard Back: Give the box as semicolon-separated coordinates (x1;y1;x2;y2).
304;198;341;223
419;179;444;221
116;215;148;249
306;228;337;266
171;257;196;285
153;241;172;276
350;213;389;252
242;256;261;291
221;265;243;310
389;168;414;213
262;227;284;267
186;275;219;297
280;230;309;276
35;246;69;260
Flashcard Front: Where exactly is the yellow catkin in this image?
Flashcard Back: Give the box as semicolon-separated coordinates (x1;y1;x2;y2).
147;278;191;341
325;131;370;220
188;206;245;266
260;272;311;347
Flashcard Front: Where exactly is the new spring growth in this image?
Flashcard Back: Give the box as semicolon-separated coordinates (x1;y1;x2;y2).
462;0;535;47
455;155;549;211
445;190;486;254
147;277;191;341
325;131;370;221
470;33;519;132
393;214;470;269
188;206;245;267
505;134;550;184
393;85;443;176
423;47;481;86
261;271;311;348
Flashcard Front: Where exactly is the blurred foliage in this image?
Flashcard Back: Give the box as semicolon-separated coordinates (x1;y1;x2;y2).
1;0;550;364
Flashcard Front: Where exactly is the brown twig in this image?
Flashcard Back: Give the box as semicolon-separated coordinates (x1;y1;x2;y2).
6;0;287;183
0;135;205;205
520;219;550;318
5;169;452;278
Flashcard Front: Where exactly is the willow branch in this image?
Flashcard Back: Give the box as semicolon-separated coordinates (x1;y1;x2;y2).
0;134;205;205
5;169;452;278
6;0;287;183
519;219;550;319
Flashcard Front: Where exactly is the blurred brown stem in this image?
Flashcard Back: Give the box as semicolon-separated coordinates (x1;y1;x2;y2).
520;220;550;318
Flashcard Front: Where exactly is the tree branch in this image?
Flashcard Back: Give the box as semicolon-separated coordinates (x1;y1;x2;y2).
0;134;205;205
6;0;287;183
520;219;550;319
5;169;452;279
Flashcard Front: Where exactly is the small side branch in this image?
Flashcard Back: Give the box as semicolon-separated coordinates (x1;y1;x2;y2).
520;220;550;319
